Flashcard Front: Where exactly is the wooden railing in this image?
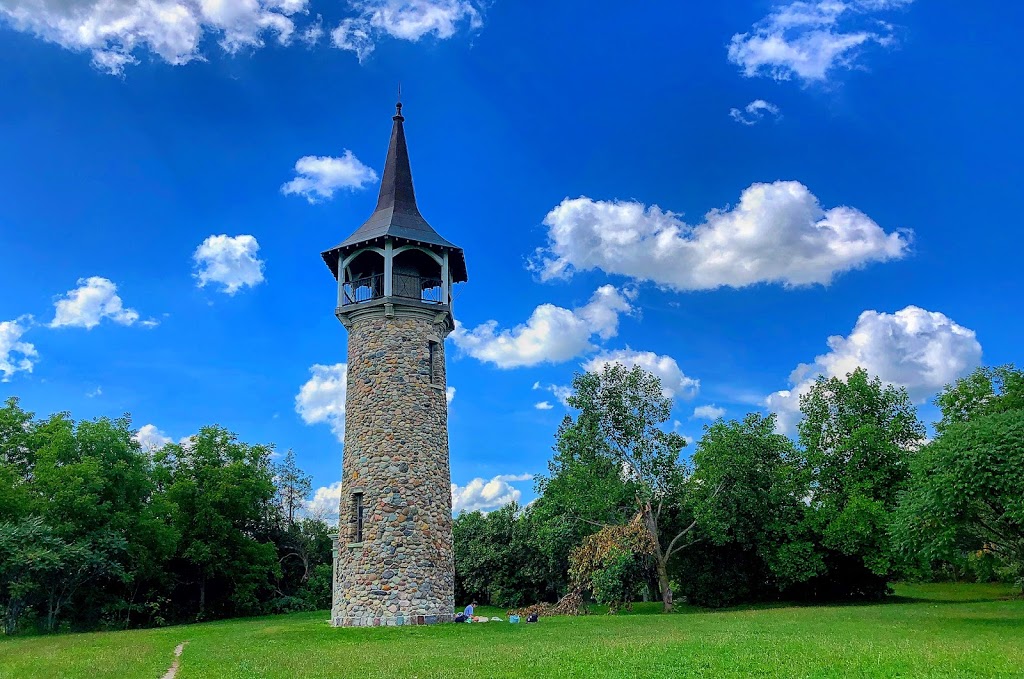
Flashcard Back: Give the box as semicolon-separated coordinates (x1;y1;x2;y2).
341;273;445;306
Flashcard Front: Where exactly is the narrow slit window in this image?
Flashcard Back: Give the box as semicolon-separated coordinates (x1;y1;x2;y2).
353;493;364;543
428;341;441;385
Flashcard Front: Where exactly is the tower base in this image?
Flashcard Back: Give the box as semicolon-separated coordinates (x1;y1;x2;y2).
332;612;454;627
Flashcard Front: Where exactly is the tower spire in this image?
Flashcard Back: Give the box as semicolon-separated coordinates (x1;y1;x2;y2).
320;99;468;284
374;98;416;215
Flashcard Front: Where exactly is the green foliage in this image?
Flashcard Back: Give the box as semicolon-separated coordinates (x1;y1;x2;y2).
0;517;62;635
453;503;556;607
0;399;333;635
155;426;281;620
567;366;688;509
679;413;822;605
568;517;654;612
796;368;924;597
273;519;335;612
590;548;646;612
297;563;334;611
565;364;691;611
893;408;1024;589
275;450;312;526
934;364;1024;435
528;412;640;600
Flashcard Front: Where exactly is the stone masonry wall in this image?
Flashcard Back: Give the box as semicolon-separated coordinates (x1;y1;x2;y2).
331;308;454;627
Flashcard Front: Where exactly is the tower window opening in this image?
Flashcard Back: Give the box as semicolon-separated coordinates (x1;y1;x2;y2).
353;493;364;543
428;341;442;385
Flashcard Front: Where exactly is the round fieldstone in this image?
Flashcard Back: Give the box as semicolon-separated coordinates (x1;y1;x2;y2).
330;306;455;628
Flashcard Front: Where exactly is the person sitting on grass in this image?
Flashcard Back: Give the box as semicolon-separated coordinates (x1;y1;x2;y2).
454;602;478;623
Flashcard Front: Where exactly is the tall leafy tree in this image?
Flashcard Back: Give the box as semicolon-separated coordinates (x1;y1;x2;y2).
453;503;553;607
933;364;1024;434
797;368;925;597
275;449;311;527
0;517;59;634
895;367;1024;589
687;413;821;604
0;398;34;523
155;426;280;620
0;397;337;633
566;364;697;612
531;414;638;598
25;413;173;630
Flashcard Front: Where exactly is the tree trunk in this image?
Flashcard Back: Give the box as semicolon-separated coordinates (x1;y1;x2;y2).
46;600;58;632
640;501;673;613
125;584;138;628
198;579;206;621
4;599;23;635
655;555;673;613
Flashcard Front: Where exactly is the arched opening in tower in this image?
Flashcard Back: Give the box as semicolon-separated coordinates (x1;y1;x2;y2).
392;248;443;303
343;249;385;304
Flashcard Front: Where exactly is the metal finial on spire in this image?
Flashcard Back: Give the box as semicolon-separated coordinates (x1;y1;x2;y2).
395;82;403;119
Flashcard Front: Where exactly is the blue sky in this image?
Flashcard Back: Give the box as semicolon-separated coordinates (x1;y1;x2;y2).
1;0;1021;516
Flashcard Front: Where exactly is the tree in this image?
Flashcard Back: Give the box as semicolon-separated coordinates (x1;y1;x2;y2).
275;449;311;527
934;364;1024;434
155;426;280;620
453;503;553;608
36;533;126;632
797;368;925;597
0;398;34;524
895;369;1024;589
685;413;821;605
0;517;59;634
566;364;699;612
530;414;638;599
568;516;654;613
1;397;335;632
273;518;333;610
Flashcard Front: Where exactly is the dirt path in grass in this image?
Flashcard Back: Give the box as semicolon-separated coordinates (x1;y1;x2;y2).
160;642;187;679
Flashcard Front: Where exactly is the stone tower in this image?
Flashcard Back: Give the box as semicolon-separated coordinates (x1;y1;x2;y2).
321;101;467;627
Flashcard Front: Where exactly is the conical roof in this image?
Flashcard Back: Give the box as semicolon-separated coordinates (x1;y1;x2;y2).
321;102;467;283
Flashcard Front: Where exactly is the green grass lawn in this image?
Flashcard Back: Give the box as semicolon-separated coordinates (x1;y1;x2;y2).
1;583;1021;678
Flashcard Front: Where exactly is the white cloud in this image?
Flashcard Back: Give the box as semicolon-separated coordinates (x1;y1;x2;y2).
446;385;455;404
767;305;982;432
533;381;572;407
451;473;533;514
50;277;142;329
331;0;483;62
311;472;533;521
534;181;909;291
534;401;554;410
86;386;103;398
730;99;781;125
296;363;347;441
583;349;700;400
306;481;342;524
728;0;912;83
451;286;635;368
193;234;266;295
0;316;37;382
693;404;726;420
301;13;323;45
134;423;173;451
280;151;378;203
0;0;310;75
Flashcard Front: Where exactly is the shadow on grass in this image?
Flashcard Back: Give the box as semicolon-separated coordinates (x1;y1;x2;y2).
886;595;1016;605
562;583;1024;618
